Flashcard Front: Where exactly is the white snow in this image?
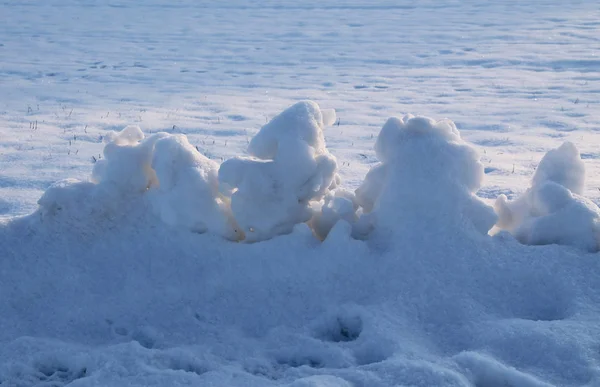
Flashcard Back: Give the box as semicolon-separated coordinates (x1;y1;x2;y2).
2;1;600;387
220;101;338;242
356;115;497;242
311;189;359;240
494;142;600;252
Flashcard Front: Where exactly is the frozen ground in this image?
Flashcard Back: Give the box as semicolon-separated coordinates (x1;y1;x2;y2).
1;1;600;386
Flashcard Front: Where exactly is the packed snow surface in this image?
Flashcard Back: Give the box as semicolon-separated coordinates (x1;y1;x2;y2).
1;1;600;387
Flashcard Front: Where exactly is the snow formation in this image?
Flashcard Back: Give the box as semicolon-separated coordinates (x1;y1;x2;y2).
219;101;339;242
310;188;359;240
355;115;497;242
40;125;239;239
493;142;600;252
5;102;600;387
38;107;600;252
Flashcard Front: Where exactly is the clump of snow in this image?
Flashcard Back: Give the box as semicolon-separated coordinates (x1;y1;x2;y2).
41;126;240;239
531;141;585;195
219;101;339;242
355;114;497;241
354;163;386;214
91;125;166;194
147;134;240;240
493;142;600;252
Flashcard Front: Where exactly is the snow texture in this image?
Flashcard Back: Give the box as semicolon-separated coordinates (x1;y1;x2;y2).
494;142;600;252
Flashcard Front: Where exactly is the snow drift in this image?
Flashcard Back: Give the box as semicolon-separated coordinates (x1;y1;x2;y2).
35;103;600;250
3;101;600;387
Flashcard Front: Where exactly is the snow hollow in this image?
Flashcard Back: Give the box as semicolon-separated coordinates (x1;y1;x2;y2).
1;1;600;387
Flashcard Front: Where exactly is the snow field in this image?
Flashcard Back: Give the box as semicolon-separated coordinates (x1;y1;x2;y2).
2;99;600;387
2;1;600;386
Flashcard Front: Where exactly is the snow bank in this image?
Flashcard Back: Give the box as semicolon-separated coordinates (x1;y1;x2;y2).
493;142;600;252
220;101;339;242
8;104;600;387
355;115;497;241
39;101;341;242
37;108;600;252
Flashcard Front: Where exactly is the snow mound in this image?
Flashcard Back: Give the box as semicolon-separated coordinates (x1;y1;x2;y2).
531;141;585;195
8;105;600;387
355;115;497;241
41;126;239;239
219;101;339;242
38;179;97;218
147;134;240;240
493;142;600;252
